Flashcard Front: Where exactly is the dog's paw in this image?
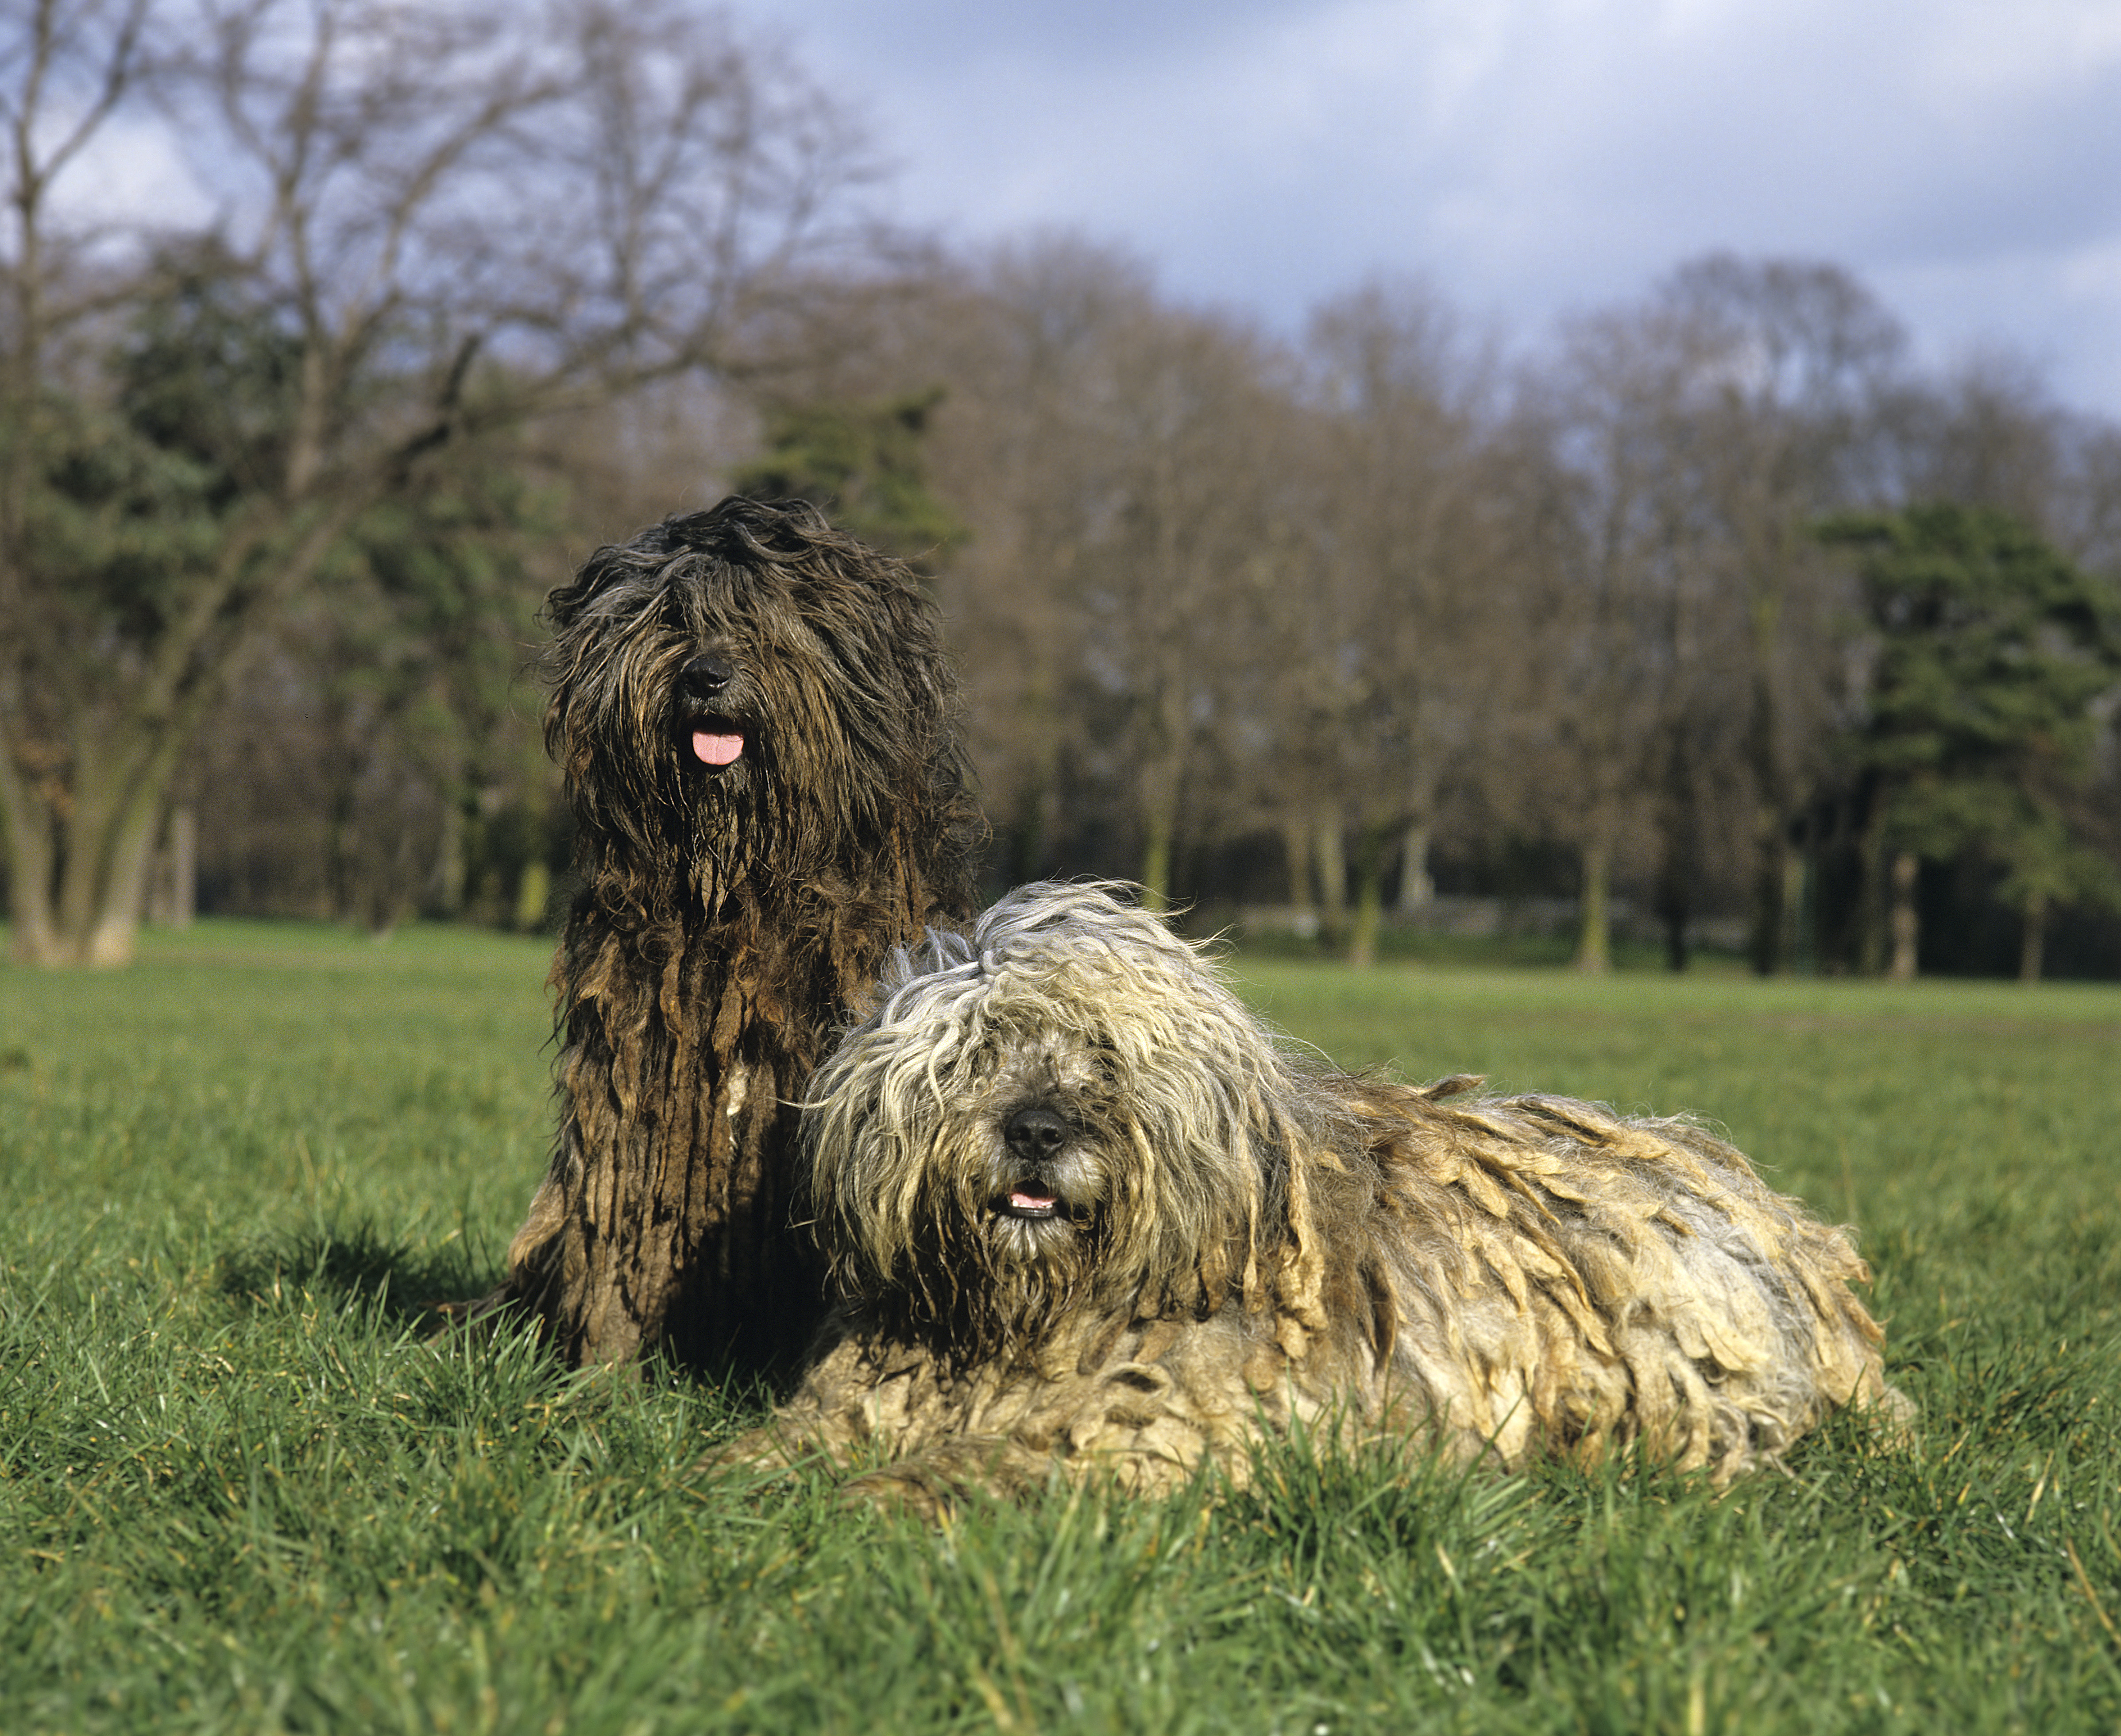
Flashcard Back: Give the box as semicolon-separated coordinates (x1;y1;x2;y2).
692;1422;812;1481
840;1438;1060;1520
840;1462;962;1522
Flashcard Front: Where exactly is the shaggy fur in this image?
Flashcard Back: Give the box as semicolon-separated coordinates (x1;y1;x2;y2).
737;882;1906;1506
482;497;982;1370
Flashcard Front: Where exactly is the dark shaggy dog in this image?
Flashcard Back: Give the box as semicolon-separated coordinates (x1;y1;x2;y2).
734;882;1907;1508
482;497;982;1371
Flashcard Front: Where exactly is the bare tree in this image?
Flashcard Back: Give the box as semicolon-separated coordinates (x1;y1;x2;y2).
1294;279;1504;964
909;249;1290;907
1513;317;1697;972
1654;256;1905;973
0;0;875;963
914;238;1163;882
0;0;155;964
1093;309;1293;905
1512;258;1899;972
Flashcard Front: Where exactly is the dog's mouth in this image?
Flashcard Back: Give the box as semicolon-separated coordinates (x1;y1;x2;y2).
995;1182;1069;1221
674;655;751;769
684;713;748;768
993;1105;1086;1224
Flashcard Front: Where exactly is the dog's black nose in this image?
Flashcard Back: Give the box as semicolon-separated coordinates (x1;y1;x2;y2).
680;654;734;699
1004;1106;1070;1163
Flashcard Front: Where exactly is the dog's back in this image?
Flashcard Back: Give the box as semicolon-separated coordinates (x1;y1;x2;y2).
1336;1083;1905;1481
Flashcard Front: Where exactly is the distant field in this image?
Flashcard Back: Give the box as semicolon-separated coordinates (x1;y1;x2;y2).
3;921;2117;1733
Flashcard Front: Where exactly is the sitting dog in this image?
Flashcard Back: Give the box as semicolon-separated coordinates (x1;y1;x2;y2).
734;882;1905;1507
477;498;981;1372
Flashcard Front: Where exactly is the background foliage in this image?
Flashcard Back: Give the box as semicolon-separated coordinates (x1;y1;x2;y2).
5;1;2121;977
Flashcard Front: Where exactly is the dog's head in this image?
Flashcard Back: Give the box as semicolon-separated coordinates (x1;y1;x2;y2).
541;496;972;911
801;882;1332;1353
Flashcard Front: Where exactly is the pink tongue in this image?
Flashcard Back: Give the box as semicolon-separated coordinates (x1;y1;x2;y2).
1010;1188;1055;1210
692;730;744;766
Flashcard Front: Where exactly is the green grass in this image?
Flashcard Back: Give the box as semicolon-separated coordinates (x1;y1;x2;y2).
3;921;2117;1733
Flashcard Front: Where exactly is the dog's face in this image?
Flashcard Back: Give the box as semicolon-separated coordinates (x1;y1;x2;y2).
539;498;962;903
971;1032;1113;1253
802;884;1306;1349
630;580;797;818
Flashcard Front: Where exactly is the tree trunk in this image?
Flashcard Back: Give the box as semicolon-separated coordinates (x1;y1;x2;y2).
1139;804;1174;912
1282;819;1315;932
513;859;552;932
1013;666;1065;885
1136;682;1186;912
0;735;60;964
1746;800;1786;976
2019;890;2047;984
3;508;352;965
1656;740;1696;974
1396;820;1433;915
429;799;467;916
1013;777;1059;885
327;749;359;922
1575;840;1612;973
149;805;197;928
1857;800;1888;977
1662;892;1689;974
1740;599;1794;977
1314;819;1348;951
1887;851;1919;981
7;721;178;967
1781;835;1806;976
1347;820;1391;967
1657;804;1691;975
82;793;162;967
54;736;125;947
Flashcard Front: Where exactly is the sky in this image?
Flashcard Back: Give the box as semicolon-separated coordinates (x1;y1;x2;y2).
757;0;2121;417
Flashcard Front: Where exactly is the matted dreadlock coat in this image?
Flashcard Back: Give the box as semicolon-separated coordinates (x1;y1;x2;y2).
734;883;1906;1508
487;498;982;1370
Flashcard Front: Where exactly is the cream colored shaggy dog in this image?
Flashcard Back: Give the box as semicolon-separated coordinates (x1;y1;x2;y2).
734;882;1904;1508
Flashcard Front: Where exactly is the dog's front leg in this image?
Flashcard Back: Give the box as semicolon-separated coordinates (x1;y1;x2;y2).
843;1435;1065;1519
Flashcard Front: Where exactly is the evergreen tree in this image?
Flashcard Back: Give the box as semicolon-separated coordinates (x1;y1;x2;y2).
1819;503;2121;978
731;391;963;568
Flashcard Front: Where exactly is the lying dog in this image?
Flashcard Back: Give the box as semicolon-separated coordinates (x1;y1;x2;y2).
733;882;1905;1507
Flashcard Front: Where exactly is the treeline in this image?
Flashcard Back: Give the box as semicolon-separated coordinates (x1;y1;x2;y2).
5;2;2120;976
895;247;2121;978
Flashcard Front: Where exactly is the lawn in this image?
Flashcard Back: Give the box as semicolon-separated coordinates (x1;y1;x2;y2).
2;921;2117;1733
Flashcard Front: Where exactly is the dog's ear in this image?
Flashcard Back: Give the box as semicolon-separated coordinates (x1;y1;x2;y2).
662;507;726;550
542;526;685;631
916;926;976;971
1263;1119;1331;1357
541;546;627;630
666;496;832;559
1183;1088;1329;1355
873;925;974;998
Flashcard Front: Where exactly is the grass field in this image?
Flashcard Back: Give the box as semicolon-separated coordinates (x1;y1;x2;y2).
3;920;2117;1734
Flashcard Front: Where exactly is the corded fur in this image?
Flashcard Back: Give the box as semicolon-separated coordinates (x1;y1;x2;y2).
742;882;1909;1506
479;497;983;1370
